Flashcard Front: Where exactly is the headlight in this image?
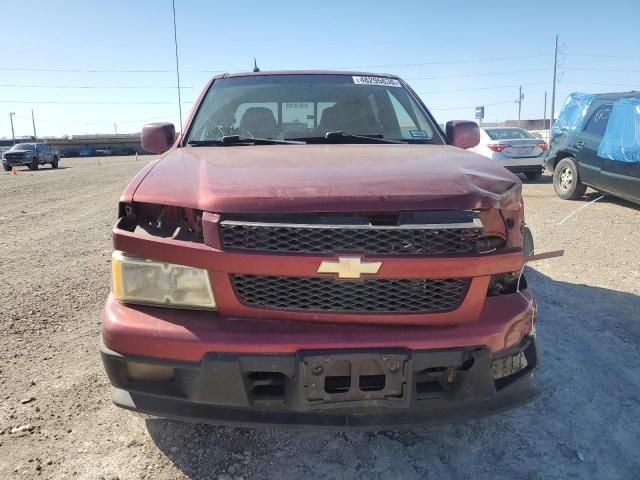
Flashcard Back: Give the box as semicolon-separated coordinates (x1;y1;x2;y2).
111;251;216;309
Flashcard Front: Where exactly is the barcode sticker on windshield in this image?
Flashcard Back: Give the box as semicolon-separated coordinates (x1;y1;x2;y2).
352;76;402;87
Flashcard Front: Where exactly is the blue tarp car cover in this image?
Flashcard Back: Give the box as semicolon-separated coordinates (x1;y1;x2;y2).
597;97;640;163
552;93;595;131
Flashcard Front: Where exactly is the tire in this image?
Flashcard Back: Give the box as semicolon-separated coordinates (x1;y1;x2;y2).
29;157;38;171
3;164;10;172
51;157;59;169
522;225;534;257
553;157;586;200
525;170;543;182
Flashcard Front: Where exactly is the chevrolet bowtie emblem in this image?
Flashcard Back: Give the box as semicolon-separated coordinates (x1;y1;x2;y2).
317;256;382;279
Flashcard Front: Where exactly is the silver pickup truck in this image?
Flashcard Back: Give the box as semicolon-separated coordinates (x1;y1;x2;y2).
2;142;59;171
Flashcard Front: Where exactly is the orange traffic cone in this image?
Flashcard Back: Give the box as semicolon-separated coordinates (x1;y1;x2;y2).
11;166;17;175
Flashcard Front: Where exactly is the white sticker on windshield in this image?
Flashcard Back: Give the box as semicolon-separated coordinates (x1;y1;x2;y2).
352;76;402;87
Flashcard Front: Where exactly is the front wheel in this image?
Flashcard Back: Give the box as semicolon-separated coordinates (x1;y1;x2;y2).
553;158;586;200
51;157;59;169
29;157;38;171
3;164;11;172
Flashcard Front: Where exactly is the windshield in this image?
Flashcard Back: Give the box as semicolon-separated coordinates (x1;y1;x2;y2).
11;143;35;151
485;128;535;140
186;74;440;144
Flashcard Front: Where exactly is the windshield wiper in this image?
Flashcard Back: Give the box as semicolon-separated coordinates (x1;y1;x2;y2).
187;136;305;146
287;131;406;144
326;131;406;144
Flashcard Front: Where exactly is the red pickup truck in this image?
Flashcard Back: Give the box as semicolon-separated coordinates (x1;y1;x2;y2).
101;71;538;428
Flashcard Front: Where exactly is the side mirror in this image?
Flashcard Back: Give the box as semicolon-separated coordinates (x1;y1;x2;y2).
446;120;480;149
141;122;176;154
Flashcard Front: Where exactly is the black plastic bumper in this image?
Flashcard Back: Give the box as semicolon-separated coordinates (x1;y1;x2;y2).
2;159;29;166
504;165;544;174
101;337;539;430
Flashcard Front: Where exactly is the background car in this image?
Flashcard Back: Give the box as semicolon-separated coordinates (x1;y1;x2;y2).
471;127;547;181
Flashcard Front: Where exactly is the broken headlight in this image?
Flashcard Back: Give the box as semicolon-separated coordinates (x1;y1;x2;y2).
487;272;526;296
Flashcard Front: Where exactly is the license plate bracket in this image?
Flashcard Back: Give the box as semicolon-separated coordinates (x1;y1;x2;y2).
294;350;412;410
512;146;533;155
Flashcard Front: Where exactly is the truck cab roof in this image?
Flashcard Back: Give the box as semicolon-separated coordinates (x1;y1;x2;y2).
213;70;400;80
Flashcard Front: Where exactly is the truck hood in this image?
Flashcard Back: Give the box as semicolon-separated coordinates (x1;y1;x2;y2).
4;150;30;156
132;144;522;213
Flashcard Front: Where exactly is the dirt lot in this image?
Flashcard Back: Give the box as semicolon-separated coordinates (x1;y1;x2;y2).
0;155;638;480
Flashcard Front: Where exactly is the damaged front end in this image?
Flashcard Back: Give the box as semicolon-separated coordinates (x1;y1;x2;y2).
102;185;541;428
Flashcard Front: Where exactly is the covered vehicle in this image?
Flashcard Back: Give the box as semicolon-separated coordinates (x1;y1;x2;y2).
100;71;538;429
545;92;640;204
471;127;547;181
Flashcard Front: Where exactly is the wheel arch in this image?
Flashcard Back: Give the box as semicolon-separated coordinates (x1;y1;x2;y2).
553;150;575;170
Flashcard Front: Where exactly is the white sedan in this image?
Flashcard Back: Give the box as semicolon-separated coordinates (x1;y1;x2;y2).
471;127;547;181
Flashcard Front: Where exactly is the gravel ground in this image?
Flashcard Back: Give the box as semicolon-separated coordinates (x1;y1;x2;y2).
0;156;638;480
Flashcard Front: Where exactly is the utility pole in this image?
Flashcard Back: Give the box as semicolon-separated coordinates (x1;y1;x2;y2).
171;0;183;133
31;109;37;139
550;34;558;128
9;112;15;145
516;86;524;127
114;123;118;135
543;91;547;135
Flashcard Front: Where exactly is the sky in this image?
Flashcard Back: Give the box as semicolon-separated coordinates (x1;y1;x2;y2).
1;0;639;138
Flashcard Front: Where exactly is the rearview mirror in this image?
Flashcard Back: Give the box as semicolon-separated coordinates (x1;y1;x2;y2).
445;121;480;149
141;122;176;154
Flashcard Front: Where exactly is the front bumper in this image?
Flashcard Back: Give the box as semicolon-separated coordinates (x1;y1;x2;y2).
2;157;30;166
101;335;539;429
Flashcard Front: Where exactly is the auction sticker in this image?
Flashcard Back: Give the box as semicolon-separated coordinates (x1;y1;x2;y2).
352;76;402;87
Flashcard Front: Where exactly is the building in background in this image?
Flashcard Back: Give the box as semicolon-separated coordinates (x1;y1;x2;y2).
1;133;149;157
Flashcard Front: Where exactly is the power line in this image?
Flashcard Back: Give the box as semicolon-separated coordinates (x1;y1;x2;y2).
0;67;227;74
0;52;637;76
171;0;183;132
342;54;551;69
0;100;191;105
430;99;515;111
0;66;226;74
566;53;640;60
406;68;550;81
0;54;552;75
0;84;194;89
418;82;549;95
0;66;633;90
551;34;559;129
565;66;640;73
0;67;179;73
561;81;639;87
0;69;633;91
13;114;176;125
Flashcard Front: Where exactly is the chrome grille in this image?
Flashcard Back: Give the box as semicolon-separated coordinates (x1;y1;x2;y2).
231;275;470;313
220;212;482;255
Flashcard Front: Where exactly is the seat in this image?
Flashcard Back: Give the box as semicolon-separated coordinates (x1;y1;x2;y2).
239;107;278;137
317;100;382;135
317;106;341;132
